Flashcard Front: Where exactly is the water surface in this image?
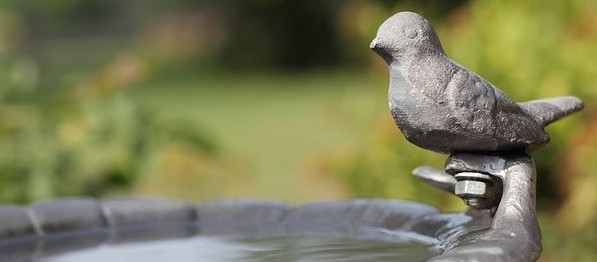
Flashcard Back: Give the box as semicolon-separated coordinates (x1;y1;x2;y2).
43;235;437;262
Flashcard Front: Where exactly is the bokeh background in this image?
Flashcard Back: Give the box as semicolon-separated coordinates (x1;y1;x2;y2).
0;0;595;260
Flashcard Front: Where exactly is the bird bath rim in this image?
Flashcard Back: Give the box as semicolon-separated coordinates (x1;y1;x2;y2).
0;197;482;261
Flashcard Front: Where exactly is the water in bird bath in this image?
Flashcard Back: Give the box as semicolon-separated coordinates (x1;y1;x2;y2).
41;235;437;262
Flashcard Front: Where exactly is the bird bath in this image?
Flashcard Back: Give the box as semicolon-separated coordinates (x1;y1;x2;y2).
0;154;542;262
0;154;545;262
0;11;583;262
0;198;476;262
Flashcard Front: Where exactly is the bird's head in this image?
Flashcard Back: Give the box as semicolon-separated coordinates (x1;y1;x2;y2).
370;12;444;65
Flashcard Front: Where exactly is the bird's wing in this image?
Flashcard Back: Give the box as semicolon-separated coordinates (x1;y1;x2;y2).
518;96;584;127
444;60;550;146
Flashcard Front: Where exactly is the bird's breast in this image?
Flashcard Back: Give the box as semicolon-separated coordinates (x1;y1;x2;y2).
388;68;424;134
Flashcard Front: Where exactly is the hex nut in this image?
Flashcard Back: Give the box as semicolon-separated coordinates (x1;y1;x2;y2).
453;172;500;209
455;180;488;196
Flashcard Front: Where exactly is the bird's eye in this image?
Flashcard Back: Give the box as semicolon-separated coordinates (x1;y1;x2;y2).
404;28;419;39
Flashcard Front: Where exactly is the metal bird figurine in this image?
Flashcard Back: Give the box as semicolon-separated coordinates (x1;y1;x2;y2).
370;12;584;154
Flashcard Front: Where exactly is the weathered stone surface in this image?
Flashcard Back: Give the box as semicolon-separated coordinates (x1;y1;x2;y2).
196;199;289;235
37;233;109;259
12;198;109;260
100;197;196;227
0;206;37;241
31;197;106;235
100;197;197;243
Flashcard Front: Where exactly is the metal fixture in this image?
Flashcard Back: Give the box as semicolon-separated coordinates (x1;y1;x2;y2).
454;172;502;209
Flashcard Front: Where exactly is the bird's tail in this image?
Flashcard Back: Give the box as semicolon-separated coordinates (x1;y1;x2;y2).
518;96;584;127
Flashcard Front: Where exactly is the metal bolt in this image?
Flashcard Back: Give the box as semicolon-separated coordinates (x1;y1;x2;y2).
454;172;501;209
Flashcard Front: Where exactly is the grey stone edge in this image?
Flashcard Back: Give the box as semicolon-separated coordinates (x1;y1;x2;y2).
0;197;482;261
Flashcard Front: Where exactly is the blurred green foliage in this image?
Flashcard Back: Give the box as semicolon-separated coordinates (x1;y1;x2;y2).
0;53;216;203
0;0;596;260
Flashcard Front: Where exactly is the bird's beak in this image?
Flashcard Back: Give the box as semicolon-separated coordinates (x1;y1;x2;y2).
370;37;392;64
370;37;380;50
370;37;388;56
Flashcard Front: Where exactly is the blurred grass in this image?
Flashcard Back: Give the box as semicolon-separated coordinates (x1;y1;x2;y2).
128;71;388;202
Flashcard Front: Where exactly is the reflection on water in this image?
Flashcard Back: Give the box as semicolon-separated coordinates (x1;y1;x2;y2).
43;235;437;262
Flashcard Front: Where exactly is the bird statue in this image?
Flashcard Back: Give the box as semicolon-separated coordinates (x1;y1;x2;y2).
370;11;583;154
